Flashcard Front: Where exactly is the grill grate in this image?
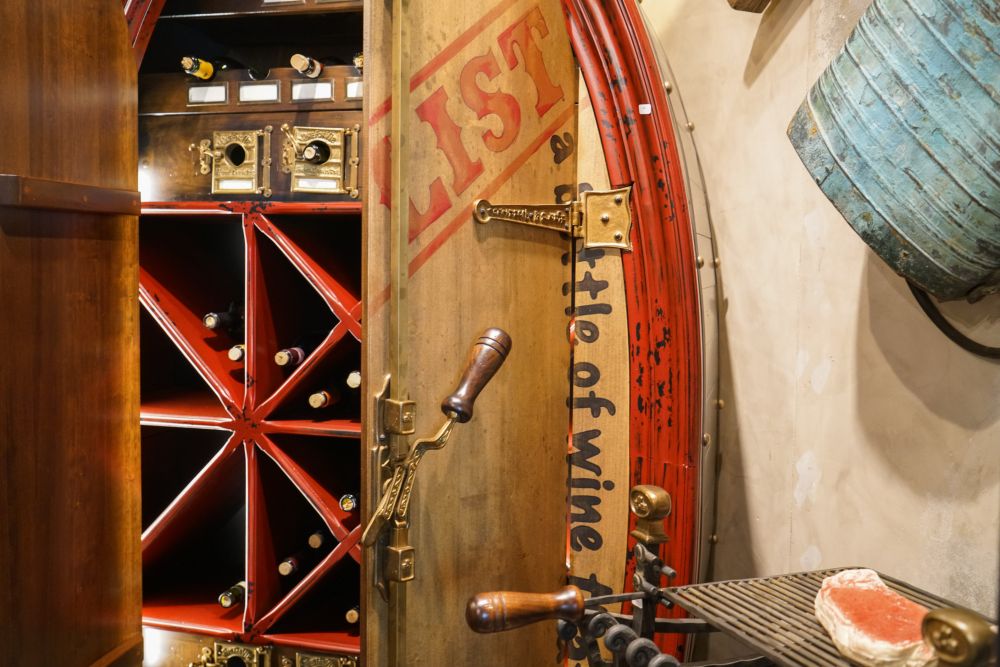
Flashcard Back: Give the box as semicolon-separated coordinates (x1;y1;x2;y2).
662;567;952;667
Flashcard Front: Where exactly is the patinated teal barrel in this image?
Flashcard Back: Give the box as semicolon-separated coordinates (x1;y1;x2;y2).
789;0;999;302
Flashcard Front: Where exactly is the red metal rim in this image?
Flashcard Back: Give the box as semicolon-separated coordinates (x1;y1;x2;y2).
563;0;703;655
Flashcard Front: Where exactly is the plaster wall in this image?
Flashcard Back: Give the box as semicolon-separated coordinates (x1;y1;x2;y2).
641;0;1000;639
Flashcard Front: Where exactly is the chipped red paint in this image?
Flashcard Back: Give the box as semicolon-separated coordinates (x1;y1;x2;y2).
123;0;165;66
563;0;703;657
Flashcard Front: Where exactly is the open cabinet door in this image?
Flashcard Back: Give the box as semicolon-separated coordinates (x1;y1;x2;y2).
362;0;579;665
0;1;141;665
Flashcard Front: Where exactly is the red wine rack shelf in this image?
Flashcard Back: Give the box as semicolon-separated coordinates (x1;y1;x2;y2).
139;201;362;654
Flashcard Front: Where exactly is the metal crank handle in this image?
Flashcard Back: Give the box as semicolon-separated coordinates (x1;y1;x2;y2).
466;586;585;634
441;327;512;423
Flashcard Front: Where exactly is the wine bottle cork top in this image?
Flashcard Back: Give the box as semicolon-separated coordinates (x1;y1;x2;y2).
346;371;362;389
203;313;220;329
228;345;245;362
181;56;195;70
278;559;297;576
339;494;358;512
290;53;311;73
274;349;300;366
345;607;360;624
308;391;330;409
308;532;325;549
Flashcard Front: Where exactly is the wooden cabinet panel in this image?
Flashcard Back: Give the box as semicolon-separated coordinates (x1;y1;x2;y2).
0;1;141;665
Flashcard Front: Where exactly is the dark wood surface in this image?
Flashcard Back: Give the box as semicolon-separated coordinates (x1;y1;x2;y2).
159;0;362;19
0;1;141;665
0;174;141;215
140;67;363;116
140;109;363;201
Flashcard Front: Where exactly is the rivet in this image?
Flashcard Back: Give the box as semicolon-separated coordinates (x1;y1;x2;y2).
600;213;610;224
614;195;623;205
686;121;695;132
716;399;725;410
702;433;711;447
709;534;719;544
663;81;673;93
714;257;721;267
696;256;704;268
614;231;624;241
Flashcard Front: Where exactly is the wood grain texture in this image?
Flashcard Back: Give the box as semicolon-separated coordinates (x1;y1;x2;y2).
567;74;630;623
0;175;140;215
466;587;585;634
363;0;577;665
0;1;141;665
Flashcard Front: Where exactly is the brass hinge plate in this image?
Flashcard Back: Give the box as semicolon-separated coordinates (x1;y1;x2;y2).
473;186;633;251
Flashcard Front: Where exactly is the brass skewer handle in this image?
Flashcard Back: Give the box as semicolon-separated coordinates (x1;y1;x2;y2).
466;586;586;634
441;328;512;422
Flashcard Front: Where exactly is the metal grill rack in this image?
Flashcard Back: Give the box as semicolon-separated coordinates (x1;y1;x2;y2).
662;568;951;667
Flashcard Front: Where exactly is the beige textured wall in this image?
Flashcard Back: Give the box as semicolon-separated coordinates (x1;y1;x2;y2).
641;0;1000;630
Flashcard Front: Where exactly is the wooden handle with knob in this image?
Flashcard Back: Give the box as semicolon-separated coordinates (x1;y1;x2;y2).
441;328;512;423
466;586;585;633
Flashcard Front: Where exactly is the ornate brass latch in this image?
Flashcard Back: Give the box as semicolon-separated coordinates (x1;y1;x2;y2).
189;127;273;197
365;329;512;596
473;186;633;251
280;124;360;197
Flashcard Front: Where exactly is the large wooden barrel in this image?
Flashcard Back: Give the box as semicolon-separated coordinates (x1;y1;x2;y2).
789;0;1000;302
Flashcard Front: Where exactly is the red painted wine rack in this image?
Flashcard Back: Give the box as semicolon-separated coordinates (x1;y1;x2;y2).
139;201;362;653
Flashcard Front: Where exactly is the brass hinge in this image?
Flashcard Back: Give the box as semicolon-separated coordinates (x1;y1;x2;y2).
472;186;633;251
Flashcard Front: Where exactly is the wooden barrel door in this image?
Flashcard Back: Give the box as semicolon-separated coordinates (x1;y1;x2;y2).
0;1;141;665
125;0;711;665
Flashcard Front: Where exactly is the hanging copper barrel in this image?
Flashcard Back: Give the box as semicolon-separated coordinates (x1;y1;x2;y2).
788;0;999;302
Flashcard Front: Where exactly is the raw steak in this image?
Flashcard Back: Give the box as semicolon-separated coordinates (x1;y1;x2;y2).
814;569;935;666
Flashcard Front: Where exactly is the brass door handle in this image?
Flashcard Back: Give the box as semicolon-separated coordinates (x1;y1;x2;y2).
441;328;511;423
466;586;585;634
363;328;513;549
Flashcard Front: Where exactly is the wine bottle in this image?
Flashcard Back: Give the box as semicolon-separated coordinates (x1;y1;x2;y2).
181;55;268;81
218;581;247;608
228;344;246;362
274;331;326;368
339;493;358;513
290;53;323;79
203;303;243;333
278;555;301;577
345;605;360;624
181;56;217;81
346;370;362;389
302;140;332;165
308;388;341;409
307;530;329;550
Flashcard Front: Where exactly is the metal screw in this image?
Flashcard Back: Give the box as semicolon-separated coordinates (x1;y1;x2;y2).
702;433;711;447
714;256;721;267
664;81;673;93
686;121;695;132
601;213;610;224
614;194;623;205
696;256;704;268
716;399;725;410
614;231;624;241
709;534;719;544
